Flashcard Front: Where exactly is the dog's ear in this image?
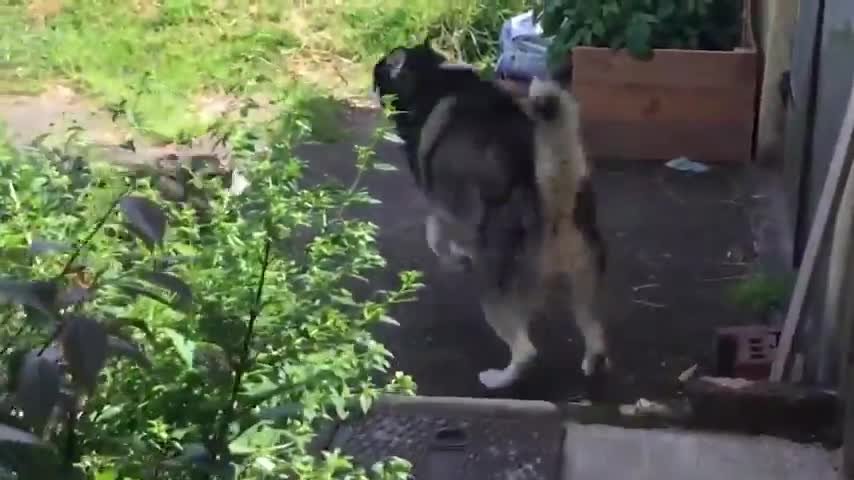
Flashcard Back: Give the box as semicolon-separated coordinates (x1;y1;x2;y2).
386;48;407;79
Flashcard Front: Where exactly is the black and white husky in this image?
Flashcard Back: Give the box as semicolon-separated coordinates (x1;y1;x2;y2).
372;40;609;389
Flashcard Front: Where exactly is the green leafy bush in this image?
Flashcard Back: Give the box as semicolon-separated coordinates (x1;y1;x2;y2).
727;273;793;315
538;0;743;62
0;91;419;479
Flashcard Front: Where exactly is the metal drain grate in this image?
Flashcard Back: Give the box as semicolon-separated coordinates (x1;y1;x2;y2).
329;404;563;479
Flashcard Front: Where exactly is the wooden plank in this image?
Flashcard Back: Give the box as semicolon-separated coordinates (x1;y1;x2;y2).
575;85;756;123
770;77;854;382
581;119;754;163
572;47;758;89
571;46;758;163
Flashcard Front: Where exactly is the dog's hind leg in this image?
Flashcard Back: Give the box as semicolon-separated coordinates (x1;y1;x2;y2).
478;294;537;389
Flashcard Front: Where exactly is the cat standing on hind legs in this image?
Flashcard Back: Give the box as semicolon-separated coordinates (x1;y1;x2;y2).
371;41;610;389
474;78;610;389
528;77;610;378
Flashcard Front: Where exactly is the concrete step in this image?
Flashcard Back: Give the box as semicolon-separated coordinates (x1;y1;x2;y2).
323;395;837;480
562;423;836;480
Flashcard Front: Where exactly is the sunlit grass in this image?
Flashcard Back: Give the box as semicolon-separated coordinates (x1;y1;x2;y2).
0;0;525;141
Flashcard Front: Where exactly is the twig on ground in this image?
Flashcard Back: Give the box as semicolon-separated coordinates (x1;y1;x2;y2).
633;299;667;309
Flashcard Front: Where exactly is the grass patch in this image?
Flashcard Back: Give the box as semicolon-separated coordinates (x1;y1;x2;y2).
284;0;526;96
1;0;525;142
727;273;794;315
3;0;300;141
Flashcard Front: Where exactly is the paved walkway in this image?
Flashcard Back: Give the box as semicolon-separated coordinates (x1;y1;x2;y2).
326;395;837;479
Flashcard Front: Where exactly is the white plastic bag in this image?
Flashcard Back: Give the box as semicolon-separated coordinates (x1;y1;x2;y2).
495;10;552;81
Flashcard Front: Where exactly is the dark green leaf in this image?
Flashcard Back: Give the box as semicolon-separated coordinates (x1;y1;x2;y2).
0;423;44;446
0;279;59;321
154;175;185;202
103;317;156;343
257;403;303;421
117;283;173;307
106;336;151;369
658;0;676;18
138;272;192;310
28;133;51;148
592;20;605;37
229;421;282;455
0;441;62;480
625;15;654;60
14;351;61;434
567;26;589;49
161;443;236;478
61;315;108;393
162;443;209;467
541;4;567;35
192;343;231;384
154;255;194;270
28;239;70;256
57;285;91;308
23;305;54;326
161;328;195;369
119;196;167;249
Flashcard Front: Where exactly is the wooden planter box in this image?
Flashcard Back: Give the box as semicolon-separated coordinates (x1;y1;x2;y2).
569;4;759;163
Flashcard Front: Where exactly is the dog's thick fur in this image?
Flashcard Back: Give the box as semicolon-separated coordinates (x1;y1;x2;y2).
373;41;608;389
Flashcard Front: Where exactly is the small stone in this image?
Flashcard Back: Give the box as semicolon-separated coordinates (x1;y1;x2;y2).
678;364;699;383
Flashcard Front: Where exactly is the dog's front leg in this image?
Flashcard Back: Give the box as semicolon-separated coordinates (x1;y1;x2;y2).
425;213;443;256
425;213;473;272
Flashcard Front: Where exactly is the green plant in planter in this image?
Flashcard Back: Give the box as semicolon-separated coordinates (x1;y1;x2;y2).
536;0;743;63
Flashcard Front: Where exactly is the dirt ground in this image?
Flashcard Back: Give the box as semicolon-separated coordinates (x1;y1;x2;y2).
1;93;784;404
296;108;787;404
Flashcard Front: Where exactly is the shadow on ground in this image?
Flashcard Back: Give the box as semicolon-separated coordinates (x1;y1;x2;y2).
295;107;769;404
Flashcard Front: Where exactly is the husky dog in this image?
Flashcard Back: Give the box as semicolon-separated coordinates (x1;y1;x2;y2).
372;40;608;389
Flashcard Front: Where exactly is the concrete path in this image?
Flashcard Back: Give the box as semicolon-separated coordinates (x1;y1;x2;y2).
562;423;836;479
327;395;837;479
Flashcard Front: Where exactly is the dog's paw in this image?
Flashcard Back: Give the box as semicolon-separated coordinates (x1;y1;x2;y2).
478;368;518;389
437;251;473;273
581;353;611;377
437;254;467;273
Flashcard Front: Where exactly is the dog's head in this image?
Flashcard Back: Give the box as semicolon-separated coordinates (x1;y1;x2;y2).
371;39;449;110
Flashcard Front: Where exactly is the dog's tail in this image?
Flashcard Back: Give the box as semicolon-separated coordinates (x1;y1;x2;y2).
526;78;589;219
